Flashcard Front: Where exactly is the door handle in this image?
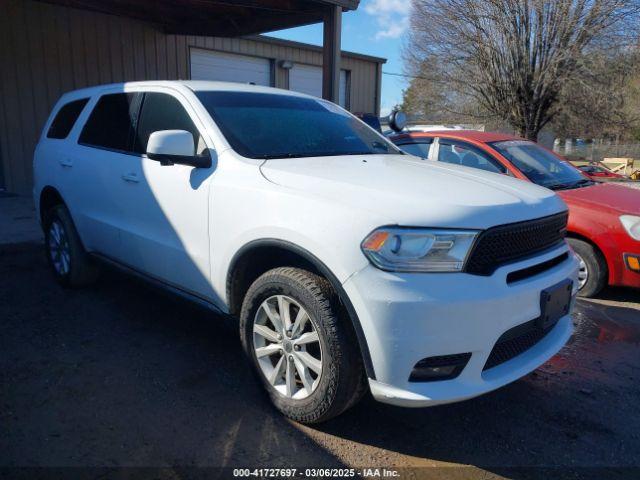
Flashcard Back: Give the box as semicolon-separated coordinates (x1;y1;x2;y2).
121;173;139;183
59;158;73;168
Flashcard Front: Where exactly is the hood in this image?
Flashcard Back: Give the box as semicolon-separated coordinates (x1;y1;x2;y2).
558;182;640;215
260;154;566;230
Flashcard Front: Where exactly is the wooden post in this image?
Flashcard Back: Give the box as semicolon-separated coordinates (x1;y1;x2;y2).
322;5;341;103
374;62;382;116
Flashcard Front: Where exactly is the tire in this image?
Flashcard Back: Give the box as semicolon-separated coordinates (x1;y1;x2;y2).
567;238;607;298
43;204;100;288
239;267;366;424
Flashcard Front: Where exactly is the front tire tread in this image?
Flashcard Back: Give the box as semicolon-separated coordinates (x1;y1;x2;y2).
240;267;366;424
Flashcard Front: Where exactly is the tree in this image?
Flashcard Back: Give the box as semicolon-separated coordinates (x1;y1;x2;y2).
553;47;640;141
405;0;640;141
399;63;451;120
399;63;496;125
399;62;479;122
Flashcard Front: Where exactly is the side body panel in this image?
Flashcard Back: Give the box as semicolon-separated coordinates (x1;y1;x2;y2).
34;93;122;255
206;152;378;312
111;85;216;299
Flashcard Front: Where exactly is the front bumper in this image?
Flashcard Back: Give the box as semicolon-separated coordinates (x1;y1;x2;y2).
343;244;579;407
594;229;640;289
615;252;640;288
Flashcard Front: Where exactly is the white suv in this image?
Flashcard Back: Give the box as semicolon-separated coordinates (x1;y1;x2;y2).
33;81;579;423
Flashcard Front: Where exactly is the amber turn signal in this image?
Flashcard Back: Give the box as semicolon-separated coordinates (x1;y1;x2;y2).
361;231;389;251
624;254;640;272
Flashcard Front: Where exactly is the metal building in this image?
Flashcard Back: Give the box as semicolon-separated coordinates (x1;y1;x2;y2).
0;0;385;193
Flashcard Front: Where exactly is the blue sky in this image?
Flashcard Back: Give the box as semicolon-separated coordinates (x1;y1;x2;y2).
268;0;410;116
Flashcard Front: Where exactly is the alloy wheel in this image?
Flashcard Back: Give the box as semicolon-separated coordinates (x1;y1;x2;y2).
253;295;323;400
576;253;588;290
48;220;71;276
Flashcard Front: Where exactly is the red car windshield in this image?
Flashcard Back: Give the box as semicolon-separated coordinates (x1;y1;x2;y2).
490;140;591;190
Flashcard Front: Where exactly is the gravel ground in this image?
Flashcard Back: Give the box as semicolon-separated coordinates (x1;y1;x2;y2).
1;242;639;479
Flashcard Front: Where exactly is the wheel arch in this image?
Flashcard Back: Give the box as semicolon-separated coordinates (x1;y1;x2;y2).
38;186;91;252
226;239;376;379
566;231;611;281
39;186;67;224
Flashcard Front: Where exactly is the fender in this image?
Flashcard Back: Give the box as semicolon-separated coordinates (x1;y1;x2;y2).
567;221;617;284
227;238;376;379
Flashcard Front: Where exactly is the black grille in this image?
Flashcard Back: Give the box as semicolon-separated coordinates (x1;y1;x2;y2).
465;212;568;276
506;253;569;284
483;318;556;371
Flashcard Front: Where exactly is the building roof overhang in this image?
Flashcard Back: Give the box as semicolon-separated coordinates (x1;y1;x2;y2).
38;0;360;36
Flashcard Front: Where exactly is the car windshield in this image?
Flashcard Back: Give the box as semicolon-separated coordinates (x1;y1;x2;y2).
195;91;400;159
490;140;591;190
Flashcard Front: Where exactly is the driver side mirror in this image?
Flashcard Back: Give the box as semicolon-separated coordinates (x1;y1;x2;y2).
147;130;211;168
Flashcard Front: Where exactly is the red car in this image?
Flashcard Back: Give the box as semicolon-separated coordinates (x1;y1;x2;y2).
577;164;626;180
390;130;640;297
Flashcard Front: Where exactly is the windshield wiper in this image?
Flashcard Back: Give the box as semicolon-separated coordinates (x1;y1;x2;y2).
341;151;379;156
573;178;595;187
259;153;314;159
259;151;389;159
547;182;572;190
547;178;594;191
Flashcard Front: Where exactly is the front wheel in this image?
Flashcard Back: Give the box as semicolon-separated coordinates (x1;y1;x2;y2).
239;267;366;424
567;238;607;298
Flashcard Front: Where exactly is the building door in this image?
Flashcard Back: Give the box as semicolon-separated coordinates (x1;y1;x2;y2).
190;49;272;86
289;64;349;109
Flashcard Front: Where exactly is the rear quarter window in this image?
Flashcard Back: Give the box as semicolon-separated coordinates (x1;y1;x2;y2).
46;98;89;139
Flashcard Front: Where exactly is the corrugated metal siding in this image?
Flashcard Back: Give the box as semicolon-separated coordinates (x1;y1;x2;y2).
0;0;382;193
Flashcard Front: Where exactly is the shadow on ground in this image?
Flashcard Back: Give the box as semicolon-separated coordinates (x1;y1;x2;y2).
0;243;343;468
587;285;640;305
1;243;639;475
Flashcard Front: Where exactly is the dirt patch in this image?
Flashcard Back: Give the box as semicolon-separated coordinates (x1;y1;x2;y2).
1;243;639;475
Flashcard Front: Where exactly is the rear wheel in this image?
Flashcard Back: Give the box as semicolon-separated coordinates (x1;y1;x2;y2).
239;267;366;424
43;205;100;288
567;238;607;298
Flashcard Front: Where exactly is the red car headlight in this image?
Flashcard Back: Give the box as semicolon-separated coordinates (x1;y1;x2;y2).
620;215;640;241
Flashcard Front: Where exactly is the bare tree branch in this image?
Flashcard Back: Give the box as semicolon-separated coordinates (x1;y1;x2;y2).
403;0;640;140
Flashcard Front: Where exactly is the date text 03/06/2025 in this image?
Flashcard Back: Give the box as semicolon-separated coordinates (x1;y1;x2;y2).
232;468;400;478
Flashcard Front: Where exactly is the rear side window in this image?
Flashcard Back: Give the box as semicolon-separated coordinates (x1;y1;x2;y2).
397;140;433;159
79;93;139;152
134;93;202;154
438;140;506;174
47;98;89;139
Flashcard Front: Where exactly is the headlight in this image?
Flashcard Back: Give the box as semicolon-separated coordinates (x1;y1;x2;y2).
620;215;640;240
361;227;478;272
